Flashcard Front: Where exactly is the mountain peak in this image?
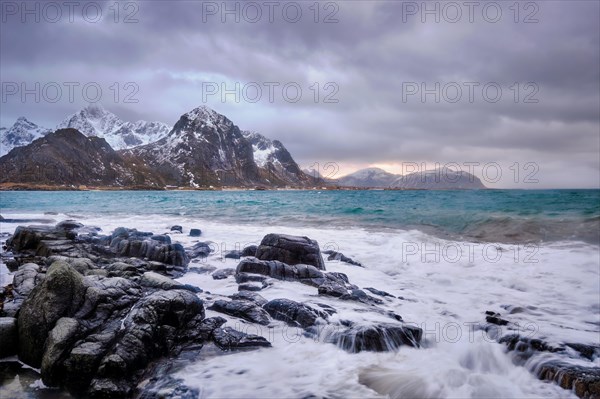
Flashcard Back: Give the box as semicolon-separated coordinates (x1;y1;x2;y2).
58;105;171;150
1;117;51;157
184;105;223;122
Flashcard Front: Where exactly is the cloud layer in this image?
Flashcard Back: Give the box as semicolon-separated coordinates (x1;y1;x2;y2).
1;0;598;187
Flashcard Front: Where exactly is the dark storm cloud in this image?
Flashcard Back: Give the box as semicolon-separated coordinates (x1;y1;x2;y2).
1;0;598;187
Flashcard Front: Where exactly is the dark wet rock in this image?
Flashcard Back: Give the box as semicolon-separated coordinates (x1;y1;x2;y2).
12;263;42;297
536;362;600;399
241;245;257;257
0;284;18;317
224;250;242;259
323;250;363;267
208;299;270;325
187;242;212;259
230;292;268;306
84;289;206;397
236;257;328;287
327;272;351;284
500;334;600;365
41;317;81;386
18;261;87;368
150;234;172;244
4;259;19;272
105;262;142;279
189;229;202;237
485;311;509;326
565;343;600;361
256;233;326;270
340;289;384;305
8;225;189;278
196;316;228;339
212;268;236;280
5;224;225;397
0;317;18;358
188;265;217;274
56;220;84;231
235;272;268;284
212;327;271;350
238;283;264;292
113;239;188;268
318;280;348;298
7;224;75;254
170;225;183;233
365;287;395;298
48;256;97;275
236;257;271;276
263;299;328;328
499;335;561;355
140;272;200;293
327;323;423;352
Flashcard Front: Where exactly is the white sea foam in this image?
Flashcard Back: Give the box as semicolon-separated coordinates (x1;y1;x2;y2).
0;211;597;398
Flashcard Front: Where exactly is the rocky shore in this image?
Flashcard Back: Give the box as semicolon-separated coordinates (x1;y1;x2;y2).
0;221;598;398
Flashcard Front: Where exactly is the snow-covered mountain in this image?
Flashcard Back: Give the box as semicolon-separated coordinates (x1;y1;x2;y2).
243;131;315;186
332;166;487;189
302;168;325;179
390;167;486;189
0;117;51;157
333;167;398;188
58;104;171;150
125;106;313;187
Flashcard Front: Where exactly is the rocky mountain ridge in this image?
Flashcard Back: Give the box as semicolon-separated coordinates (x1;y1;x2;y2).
0;106;314;188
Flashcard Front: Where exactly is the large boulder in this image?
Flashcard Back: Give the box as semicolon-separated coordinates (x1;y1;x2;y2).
256;234;326;270
241;245;258;257
18;261;87;367
263;299;328;328
85;290;205;397
0;317;18;358
7;225;76;256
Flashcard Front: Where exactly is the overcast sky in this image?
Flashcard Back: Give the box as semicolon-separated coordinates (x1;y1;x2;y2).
1;0;598;188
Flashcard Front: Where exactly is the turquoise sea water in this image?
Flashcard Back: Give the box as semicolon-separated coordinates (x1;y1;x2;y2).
1;189;598;244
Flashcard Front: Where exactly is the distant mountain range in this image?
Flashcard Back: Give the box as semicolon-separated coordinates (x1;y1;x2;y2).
329;167;486;189
333;167;398;188
0;105;316;188
0;106;485;190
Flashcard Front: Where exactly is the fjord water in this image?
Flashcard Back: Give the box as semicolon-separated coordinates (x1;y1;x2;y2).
0;189;598;398
1;189;599;244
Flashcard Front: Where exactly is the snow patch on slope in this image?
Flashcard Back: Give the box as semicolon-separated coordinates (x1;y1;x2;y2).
242;131;277;168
